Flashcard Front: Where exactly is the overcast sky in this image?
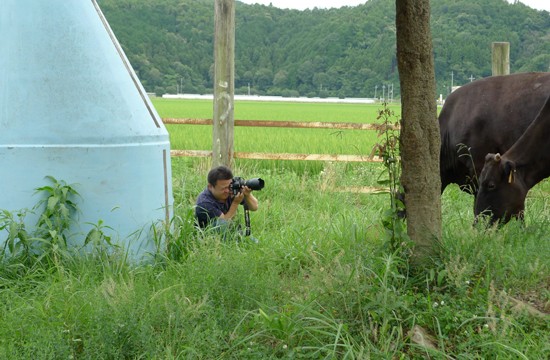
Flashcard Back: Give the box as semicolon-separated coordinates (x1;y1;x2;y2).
238;0;550;12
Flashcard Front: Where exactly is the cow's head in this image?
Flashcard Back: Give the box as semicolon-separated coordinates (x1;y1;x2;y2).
474;153;527;225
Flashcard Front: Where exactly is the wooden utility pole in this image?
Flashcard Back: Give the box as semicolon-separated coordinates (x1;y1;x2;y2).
212;0;235;167
492;42;510;76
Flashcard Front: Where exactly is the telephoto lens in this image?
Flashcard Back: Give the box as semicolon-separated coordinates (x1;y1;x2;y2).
245;178;264;191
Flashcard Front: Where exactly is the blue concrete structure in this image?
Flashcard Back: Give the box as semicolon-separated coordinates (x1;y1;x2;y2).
0;1;173;259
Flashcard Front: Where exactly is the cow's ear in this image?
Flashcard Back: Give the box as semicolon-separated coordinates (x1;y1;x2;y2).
504;160;517;184
485;153;499;163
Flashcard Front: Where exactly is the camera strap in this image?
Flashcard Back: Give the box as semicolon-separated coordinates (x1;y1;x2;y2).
243;203;251;236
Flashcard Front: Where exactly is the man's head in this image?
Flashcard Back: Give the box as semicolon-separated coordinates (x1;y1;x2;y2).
207;165;234;202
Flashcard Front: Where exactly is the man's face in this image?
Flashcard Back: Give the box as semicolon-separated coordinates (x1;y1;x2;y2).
209;178;232;202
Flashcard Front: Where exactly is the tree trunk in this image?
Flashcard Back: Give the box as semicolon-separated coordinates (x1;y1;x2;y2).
395;0;441;266
212;0;235;168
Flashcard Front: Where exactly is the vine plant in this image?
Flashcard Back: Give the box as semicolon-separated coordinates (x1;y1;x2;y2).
371;103;410;254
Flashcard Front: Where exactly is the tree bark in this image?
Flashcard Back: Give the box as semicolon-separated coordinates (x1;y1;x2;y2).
213;0;235;168
395;0;441;265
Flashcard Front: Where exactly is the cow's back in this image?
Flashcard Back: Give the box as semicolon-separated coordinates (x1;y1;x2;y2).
439;72;550;194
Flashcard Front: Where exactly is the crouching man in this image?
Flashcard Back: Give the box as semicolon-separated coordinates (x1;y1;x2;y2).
195;165;259;241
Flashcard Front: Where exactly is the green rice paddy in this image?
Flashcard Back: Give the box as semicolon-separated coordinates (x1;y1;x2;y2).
153;98;400;176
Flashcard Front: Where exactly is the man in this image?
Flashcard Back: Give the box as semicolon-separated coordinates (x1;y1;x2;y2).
195;165;259;237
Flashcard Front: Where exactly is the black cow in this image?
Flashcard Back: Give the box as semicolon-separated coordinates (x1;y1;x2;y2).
475;94;550;224
439;72;550;195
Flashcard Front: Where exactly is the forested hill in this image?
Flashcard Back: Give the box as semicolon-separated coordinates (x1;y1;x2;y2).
98;0;550;98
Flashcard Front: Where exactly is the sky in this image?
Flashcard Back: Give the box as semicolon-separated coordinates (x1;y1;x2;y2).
238;0;550;12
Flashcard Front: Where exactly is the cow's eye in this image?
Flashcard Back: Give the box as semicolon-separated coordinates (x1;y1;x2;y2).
487;182;496;191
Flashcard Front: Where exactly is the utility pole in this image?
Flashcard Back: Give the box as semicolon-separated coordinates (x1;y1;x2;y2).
213;0;235;167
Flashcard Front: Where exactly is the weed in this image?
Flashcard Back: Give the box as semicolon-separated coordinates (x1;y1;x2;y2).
0;176;118;269
83;219;119;263
371;103;411;255
457;143;478;194
0;209;31;260
32;176;80;262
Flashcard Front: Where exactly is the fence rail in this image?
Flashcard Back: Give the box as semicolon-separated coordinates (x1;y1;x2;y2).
164;118;393;162
170;149;383;162
163;118;399;131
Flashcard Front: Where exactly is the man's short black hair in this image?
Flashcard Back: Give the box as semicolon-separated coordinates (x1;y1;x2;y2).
207;165;233;186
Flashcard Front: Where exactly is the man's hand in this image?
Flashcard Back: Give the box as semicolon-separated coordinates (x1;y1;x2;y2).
242;186;253;197
220;186;259;223
232;189;245;204
241;186;259;211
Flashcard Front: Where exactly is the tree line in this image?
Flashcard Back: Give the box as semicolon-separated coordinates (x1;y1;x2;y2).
98;0;550;98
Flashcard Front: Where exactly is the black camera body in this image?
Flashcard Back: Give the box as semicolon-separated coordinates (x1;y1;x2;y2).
230;177;265;195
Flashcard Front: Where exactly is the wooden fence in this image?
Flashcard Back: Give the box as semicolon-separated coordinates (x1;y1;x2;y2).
163;118;399;163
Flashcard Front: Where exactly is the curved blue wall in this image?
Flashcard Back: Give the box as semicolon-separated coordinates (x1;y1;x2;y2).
0;0;173;259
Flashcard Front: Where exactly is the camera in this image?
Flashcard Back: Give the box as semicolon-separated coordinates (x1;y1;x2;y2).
230;176;265;195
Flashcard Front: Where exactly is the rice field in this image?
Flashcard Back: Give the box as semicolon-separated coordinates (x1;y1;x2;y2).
154;98;400;151
153;98;400;177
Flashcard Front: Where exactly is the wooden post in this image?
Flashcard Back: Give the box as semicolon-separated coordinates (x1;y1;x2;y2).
212;0;235;168
492;42;510;76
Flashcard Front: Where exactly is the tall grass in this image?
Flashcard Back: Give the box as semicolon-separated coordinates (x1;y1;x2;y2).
0;100;548;358
1;166;547;358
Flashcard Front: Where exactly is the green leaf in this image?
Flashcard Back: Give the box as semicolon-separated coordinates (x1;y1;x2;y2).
84;229;101;246
59;203;69;221
47;196;59;212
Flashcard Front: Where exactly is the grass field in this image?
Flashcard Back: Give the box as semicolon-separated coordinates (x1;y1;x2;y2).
0;99;548;358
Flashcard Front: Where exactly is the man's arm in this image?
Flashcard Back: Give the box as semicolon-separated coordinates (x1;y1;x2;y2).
218;196;242;221
219;187;258;221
